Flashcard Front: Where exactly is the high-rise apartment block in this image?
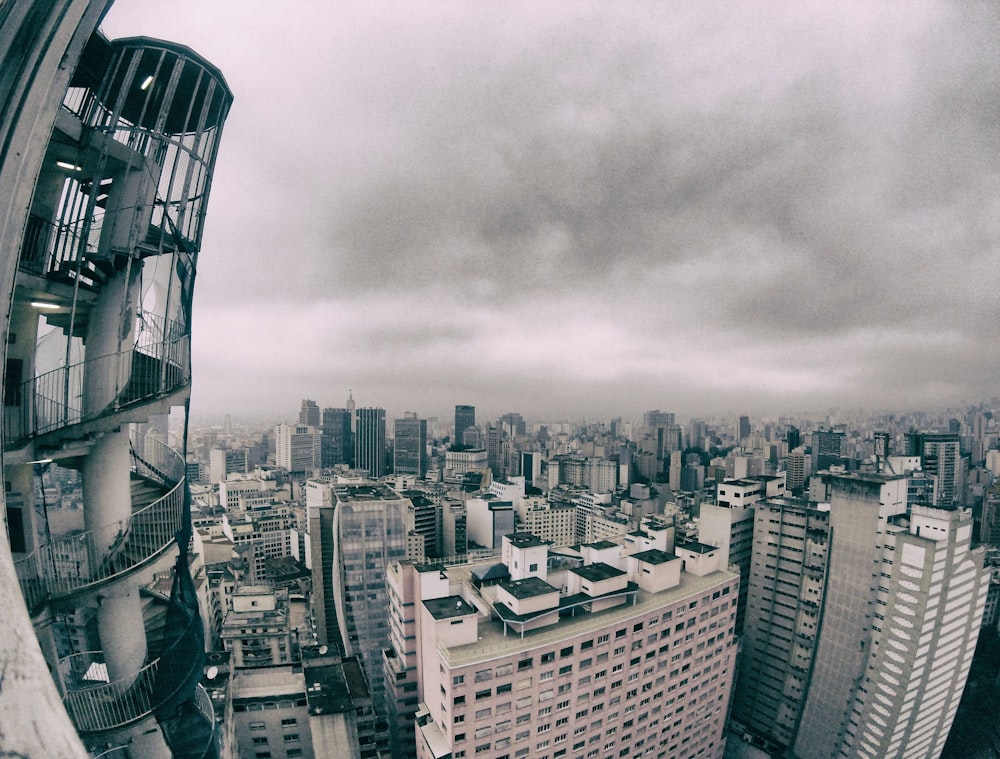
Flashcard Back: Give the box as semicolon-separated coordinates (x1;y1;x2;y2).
699;474;786;634
732;472;988;758
389;527;738;759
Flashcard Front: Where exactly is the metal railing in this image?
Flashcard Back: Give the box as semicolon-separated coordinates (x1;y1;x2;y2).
6;327;189;443
59;590;202;734
13;435;185;610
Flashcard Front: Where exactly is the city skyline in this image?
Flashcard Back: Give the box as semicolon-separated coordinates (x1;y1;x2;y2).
102;1;999;421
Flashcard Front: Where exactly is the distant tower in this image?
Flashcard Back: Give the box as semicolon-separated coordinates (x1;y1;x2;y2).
298;398;320;427
454;404;475;444
737;415;751;443
393;414;427;477
321;407;352;468
354;407;386;478
346;389;356;434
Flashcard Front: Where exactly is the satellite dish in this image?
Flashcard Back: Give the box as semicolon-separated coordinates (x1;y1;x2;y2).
318;645;328;655
206;666;219;681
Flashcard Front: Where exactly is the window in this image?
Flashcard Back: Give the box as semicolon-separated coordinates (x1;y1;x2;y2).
252;737;269;745
560;646;574;657
541;652;555;664
476;689;491;700
454;674;466;685
455;695;466;705
518;658;534;670
281;717;297;726
283;734;300;743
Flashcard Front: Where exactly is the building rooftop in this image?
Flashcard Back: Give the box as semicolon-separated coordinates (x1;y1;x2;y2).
333;483;402;502
582;539;618;550
440;567;738;667
304;664;355;715
675;539;718;554
505;533;550;549
500;576;559;600
630;549;676;565
571;562;626;582
423;595;478;621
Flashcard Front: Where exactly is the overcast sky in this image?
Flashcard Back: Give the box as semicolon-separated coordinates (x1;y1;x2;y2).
101;1;999;423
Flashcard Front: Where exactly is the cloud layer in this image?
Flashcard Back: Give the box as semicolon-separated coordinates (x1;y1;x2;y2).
103;1;1000;420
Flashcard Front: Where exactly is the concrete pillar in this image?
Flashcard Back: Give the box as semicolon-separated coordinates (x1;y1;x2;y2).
83;264;140;415
96;587;146;685
82;428;133;558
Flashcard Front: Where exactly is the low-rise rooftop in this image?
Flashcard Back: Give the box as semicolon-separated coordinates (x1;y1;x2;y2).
424;595;477;621
571;562;626;582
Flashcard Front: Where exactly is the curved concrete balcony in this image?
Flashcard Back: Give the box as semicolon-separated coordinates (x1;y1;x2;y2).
5;318;189;446
14;435;185;611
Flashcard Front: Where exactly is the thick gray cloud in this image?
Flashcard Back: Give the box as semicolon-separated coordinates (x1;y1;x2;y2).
102;1;999;420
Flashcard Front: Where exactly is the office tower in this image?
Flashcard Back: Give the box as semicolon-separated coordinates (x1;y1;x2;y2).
466;496;515;548
498;411;526;437
321;406;352;468
327;482;409;751
209;445;249;484
299;398;320;427
275;423;322;475
737;415;751;442
786;425;801;451
391;530;738;759
220;583;293;667
485;423;503;475
395;413;428;477
812;428;846;471
0;8;232;756
441;499;469;557
908;432;964;508
354;407;387;478
734;472;988;758
643;409;675;429
454;404;476;444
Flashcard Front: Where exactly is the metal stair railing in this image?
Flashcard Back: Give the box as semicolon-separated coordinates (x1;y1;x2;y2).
13;436;185;610
6;327;189;443
58;589;203;735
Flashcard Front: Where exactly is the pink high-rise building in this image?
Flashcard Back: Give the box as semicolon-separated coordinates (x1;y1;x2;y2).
386;524;738;759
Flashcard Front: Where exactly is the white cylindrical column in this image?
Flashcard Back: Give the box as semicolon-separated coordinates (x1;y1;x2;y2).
82;427;133;559
96;587;146;686
83;264;139;415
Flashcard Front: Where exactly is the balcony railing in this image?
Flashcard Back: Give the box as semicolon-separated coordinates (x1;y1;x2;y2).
59;591;202;734
5;324;189;444
13;435;185;610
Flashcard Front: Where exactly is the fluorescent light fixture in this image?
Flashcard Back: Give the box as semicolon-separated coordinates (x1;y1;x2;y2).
27;459;53;466
55;160;82;171
140;75;154;90
30;301;60;310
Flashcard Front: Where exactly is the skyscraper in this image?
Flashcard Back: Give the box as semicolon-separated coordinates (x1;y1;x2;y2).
329;481;410;751
275;422;322;475
737;414;752;443
732;472;988;758
454;404;476;444
298;397;320;427
394;413;427;477
355;406;387;478
0;8;232;755
321;406;353;468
